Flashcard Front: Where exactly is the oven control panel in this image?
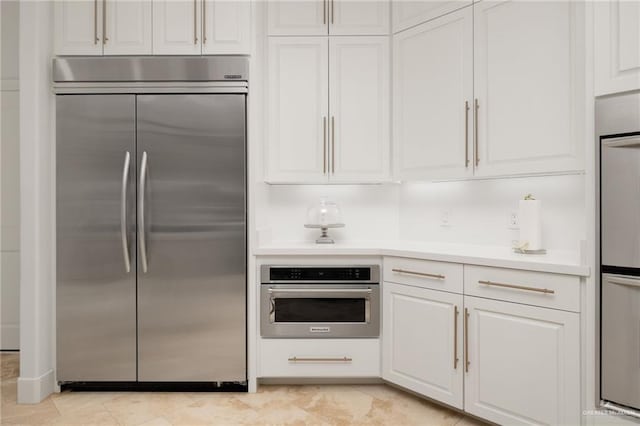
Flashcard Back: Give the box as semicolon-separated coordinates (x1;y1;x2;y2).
261;265;380;284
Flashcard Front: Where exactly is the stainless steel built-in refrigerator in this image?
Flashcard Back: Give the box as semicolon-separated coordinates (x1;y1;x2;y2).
55;57;247;385
599;91;640;415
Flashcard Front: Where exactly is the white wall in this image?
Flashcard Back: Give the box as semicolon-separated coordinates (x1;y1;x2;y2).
1;0;20;351
399;174;586;252
256;183;400;244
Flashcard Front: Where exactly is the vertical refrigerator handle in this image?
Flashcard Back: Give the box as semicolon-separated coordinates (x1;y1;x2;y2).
120;151;131;273
139;151;149;273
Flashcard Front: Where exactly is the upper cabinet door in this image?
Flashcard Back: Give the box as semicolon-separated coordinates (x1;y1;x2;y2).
473;0;584;177
392;0;471;33
55;0;104;55
202;0;251;54
153;0;202;54
329;37;390;182
268;0;328;36
595;0;640;96
394;7;473;181
329;0;390;35
103;0;152;55
266;37;329;183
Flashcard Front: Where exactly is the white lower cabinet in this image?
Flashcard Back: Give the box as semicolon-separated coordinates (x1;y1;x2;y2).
463;296;581;425
259;338;380;378
381;258;582;425
382;282;463;409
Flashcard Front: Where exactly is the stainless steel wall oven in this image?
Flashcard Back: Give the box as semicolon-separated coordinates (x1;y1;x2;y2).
260;265;380;338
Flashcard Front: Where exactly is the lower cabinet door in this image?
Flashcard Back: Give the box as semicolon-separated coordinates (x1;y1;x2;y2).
464;296;580;425
383;282;464;409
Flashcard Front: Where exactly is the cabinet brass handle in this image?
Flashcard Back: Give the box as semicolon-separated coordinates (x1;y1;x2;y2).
331;116;335;174
102;0;107;44
478;280;555;295
94;0;99;44
194;0;198;44
464;101;470;167
288;356;352;363
203;0;207;43
464;308;469;372
453;305;459;369
331;0;334;24
391;268;445;280
323;0;326;25
474;99;479;166
323;116;327;174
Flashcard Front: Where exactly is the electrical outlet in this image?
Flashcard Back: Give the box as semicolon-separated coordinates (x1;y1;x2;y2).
508;211;519;229
440;210;452;227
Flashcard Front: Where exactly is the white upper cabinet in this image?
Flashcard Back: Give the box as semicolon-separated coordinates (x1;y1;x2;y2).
329;37;390;182
267;0;389;35
394;7;472;181
383;282;464;409
595;0;640;96
330;0;390;35
473;0;584;177
464;296;580;426
202;0;251;54
103;0;152;55
55;0;104;55
392;0;471;33
267;0;328;35
153;0;203;54
266;37;329;183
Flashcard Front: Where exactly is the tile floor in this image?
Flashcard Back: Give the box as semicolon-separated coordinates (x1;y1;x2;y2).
1;352;487;425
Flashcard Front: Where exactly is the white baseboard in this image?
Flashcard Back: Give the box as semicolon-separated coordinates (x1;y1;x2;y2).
17;369;55;404
1;324;19;350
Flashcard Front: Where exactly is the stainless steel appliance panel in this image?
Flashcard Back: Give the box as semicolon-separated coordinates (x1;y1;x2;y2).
601;274;640;409
136;94;246;382
53;56;249;83
601;133;640;268
56;94;137;381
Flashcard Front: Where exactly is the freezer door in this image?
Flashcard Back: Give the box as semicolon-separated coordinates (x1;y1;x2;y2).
56;95;137;381
136;94;246;382
601;133;640;269
601;274;640;410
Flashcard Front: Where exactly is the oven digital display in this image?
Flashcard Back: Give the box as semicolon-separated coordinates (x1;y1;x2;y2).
273;298;366;323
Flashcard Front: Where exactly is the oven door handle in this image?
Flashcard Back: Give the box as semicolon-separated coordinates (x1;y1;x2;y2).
267;288;373;298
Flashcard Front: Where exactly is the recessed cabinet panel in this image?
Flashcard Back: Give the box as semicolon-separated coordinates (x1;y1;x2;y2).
330;0;390;35
392;0;471;33
268;0;328;35
153;0;202;55
595;0;640;95
464;296;580;425
473;0;584;176
383;283;464;409
202;0;251;54
103;0;152;55
394;8;473;180
329;37;390;182
55;0;104;55
266;37;329;183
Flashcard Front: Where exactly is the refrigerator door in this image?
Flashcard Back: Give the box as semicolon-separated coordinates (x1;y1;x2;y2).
601;274;640;409
56;95;137;381
136;94;246;382
601;133;640;269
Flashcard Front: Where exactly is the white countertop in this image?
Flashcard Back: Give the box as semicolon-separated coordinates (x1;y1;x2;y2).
254;241;590;277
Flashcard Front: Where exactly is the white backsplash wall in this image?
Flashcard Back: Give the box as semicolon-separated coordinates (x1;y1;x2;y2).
258;184;400;244
399;174;586;252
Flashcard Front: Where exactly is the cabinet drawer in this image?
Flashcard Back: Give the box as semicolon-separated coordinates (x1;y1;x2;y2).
384;257;463;293
464;265;580;312
258;339;380;378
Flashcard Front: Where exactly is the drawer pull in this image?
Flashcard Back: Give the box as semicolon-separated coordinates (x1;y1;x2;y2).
392;268;445;280
288;356;352;363
478;280;555;295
